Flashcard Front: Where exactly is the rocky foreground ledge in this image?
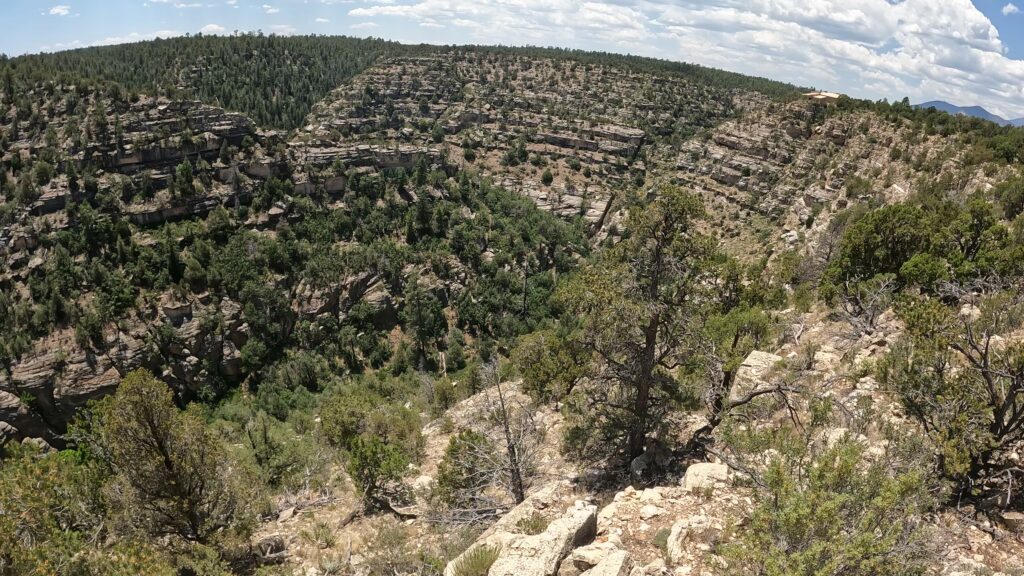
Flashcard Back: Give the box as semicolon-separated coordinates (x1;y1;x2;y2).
443;462;737;576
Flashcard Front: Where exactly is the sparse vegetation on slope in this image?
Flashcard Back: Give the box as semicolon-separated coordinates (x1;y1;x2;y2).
4;34;1024;576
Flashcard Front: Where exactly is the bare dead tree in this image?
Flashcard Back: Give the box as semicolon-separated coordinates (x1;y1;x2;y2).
800;209;850;282
479;359;541;504
430;360;542;525
837;274;897;337
789;314;808;345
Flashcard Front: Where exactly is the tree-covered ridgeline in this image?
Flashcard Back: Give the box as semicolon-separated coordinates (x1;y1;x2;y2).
0;34;805;131
1;34;402;130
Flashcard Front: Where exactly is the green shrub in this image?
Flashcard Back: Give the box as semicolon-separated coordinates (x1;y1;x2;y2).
299;521;337;550
652;527;671;554
243;411;311;488
898;252;949;292
321;385;423;467
433;430;493;511
514;512;548;535
823;203;933;288
81;370;259;547
881;291;1024;486
721;421;937;576
346;435;408;510
451;545;501;576
996;176;1024;219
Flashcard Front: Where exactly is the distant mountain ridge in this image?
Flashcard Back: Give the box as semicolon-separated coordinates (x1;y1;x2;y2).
915;100;1024;127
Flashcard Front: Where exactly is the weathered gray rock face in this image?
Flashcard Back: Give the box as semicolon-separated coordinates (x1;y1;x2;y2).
0;295;252;444
666;514;723;567
560;541;621;575
728;350;782;402
681;462;731;493
2;336;131;444
109;100;255;174
126;194;226;226
444;486;595;576
488;501;598;576
581;550;632;576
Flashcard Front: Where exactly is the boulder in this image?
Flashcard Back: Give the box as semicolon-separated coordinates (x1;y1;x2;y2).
277;506;296;523
21;436;55;452
665;515;720;566
681;463;731;493
639;504;664;520
729;350;782;402
1000;511;1024;533
583;550;633;576
488;501;598;576
0;421;19;444
560;541;620;575
444;483;573;576
161;300;193;327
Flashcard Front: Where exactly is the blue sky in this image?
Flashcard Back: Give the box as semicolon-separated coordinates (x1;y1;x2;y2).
5;0;1024;119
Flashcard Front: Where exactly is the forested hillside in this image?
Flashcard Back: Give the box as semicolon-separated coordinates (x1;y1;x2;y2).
1;34;401;129
0;34;802;131
3;35;1024;576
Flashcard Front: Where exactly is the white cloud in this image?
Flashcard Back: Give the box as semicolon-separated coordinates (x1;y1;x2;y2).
1003;3;1020;15
262;4;279;13
315;17;330;23
48;5;70;16
347;0;1024;119
199;23;226;34
40;39;82;51
268;24;296;34
349;21;378;29
91;30;182;47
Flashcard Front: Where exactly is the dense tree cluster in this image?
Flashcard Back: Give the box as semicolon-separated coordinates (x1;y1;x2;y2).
1;34;401;129
1;370;256;574
831;95;1024;167
822;185;1024;302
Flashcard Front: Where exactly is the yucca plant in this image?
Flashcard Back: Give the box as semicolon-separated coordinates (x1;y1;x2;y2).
451;544;501;576
300;520;337;549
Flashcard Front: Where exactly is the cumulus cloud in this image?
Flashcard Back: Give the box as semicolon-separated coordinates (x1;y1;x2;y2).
91;30;182;46
263;4;279;14
199;23;226;34
48;5;71;16
347;0;1024;119
40;39;83;51
1004;3;1020;15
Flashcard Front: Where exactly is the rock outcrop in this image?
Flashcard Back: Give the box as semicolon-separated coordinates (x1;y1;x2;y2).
443;483;595;576
582;550;633;576
680;463;732;494
728;350;782;402
487;501;598;576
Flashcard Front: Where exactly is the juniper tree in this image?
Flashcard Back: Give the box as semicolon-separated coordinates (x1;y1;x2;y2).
557;185;716;463
881;285;1024;499
78;369;256;546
